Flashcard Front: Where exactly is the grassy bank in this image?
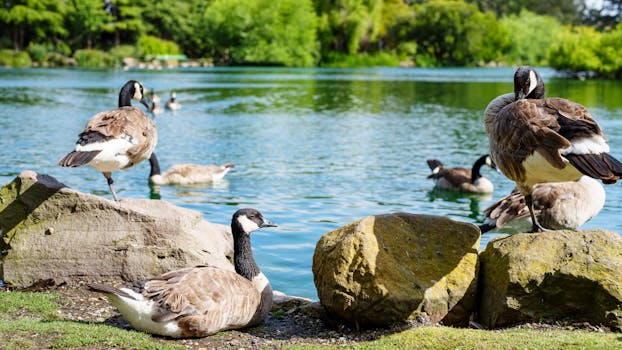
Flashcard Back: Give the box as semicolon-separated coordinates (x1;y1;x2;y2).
0;290;619;349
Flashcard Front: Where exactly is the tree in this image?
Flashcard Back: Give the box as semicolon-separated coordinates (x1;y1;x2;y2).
202;0;318;66
66;0;108;50
103;0;146;47
0;0;66;50
412;0;508;65
500;10;563;65
469;0;587;25
548;26;602;73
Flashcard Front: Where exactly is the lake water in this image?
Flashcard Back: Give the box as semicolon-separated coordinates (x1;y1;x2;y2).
1;67;621;300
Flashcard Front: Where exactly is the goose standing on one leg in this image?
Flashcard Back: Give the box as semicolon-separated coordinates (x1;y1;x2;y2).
484;66;622;232
426;154;496;193
148;153;234;185
89;208;276;338
479;176;605;233
58;80;157;201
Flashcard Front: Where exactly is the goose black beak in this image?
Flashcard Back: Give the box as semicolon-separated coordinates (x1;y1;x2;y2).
261;219;277;228
140;96;153;111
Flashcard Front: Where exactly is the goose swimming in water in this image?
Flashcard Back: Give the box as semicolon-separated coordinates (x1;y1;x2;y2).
426;155;496;193
89;208;276;338
148;153;234;185
149;91;164;115
165;91;181;110
484;66;622;232
479;176;605;233
58;80;157;201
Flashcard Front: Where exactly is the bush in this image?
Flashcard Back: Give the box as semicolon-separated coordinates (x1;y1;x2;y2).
26;43;49;62
73;49;116;67
500;10;563;65
548;26;601;73
322;52;400;67
0;50;32;67
137;35;181;57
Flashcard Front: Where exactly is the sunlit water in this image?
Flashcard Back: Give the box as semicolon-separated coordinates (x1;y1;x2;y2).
1;67;621;300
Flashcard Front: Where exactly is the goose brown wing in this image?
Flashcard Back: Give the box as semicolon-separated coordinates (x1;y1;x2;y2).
490;100;570;182
484;189;531;227
143;266;260;326
81;106;157;166
429;167;471;186
541;98;622;182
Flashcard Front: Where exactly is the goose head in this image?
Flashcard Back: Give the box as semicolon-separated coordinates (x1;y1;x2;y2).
232;208;277;236
514;66;545;100
119;80;152;110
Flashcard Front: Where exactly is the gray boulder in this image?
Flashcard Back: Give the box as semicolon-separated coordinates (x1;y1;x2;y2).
313;213;480;328
0;170;233;286
478;230;622;331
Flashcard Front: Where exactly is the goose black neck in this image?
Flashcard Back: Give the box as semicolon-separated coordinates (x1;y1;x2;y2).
528;78;546;99
471;155;488;182
149;153;161;177
118;83;134;107
232;221;260;281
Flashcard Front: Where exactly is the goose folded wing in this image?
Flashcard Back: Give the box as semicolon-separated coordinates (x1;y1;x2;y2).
429;167;470;185
143;266;260;324
492;100;570;182
485;189;530;227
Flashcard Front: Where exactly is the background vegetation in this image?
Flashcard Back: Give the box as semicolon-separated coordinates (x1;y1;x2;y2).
0;0;622;76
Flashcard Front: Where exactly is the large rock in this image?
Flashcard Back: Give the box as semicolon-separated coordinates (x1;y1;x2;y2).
478;230;622;331
0;170;233;286
312;213;480;328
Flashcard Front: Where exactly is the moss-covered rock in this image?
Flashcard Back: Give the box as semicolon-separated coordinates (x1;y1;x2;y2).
478;230;622;331
312;213;480;328
0;171;233;286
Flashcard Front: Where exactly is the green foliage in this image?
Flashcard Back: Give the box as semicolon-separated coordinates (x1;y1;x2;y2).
548;26;602;73
202;0;318;66
412;0;509;66
65;0;108;50
137;35;181;57
73;49;116;67
597;23;622;77
500;10;563;65
0;49;32;67
322;52;401;67
470;0;584;25
0;292;58;316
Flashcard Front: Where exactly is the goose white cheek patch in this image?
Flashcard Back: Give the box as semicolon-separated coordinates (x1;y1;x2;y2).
237;215;260;233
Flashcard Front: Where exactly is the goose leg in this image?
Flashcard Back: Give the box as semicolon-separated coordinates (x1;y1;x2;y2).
525;194;546;233
103;172;119;201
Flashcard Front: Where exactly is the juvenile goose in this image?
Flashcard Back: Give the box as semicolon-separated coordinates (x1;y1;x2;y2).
149;91;164;115
165;91;181;110
58;80;157;201
149;153;234;185
426;155;496;193
479;176;605;233
484;66;622;232
89;208;276;338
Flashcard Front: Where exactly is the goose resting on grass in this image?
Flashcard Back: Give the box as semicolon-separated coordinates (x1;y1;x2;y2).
89;208;276;338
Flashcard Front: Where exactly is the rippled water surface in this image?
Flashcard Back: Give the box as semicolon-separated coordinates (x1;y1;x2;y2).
1;67;622;299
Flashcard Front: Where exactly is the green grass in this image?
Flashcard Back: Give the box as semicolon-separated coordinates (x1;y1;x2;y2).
0;291;184;350
286;326;622;350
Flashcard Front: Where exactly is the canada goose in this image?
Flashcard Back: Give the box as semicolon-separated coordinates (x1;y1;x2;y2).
89;208;276;338
148;153;234;185
426;155;496;193
149;91;164;115
479;176;605;233
484;66;622;232
165;91;181;110
58;80;157;201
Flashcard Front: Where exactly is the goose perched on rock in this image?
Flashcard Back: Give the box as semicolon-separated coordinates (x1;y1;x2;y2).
89;208;276;338
165;91;181;110
148;153;234;185
58;80;157;201
479;176;605;233
426;155;496;193
484;66;622;232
